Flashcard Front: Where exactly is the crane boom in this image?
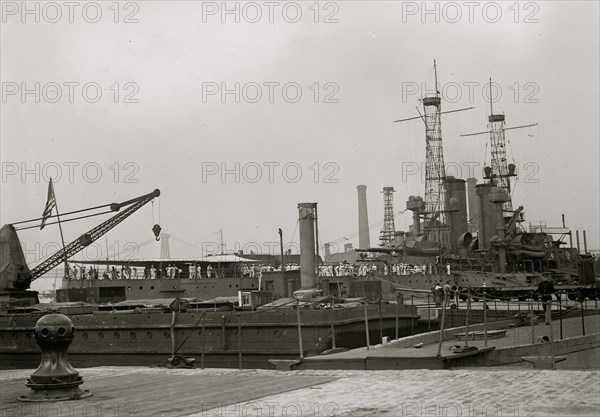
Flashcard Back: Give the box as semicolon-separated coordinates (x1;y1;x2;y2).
15;189;160;290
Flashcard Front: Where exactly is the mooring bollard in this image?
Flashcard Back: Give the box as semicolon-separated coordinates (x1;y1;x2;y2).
19;314;91;402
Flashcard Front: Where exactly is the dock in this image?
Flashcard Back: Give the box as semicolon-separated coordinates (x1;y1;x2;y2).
0;367;336;417
2;366;599;417
290;312;600;370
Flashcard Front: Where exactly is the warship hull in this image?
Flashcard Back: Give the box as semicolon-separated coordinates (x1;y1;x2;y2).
0;303;418;369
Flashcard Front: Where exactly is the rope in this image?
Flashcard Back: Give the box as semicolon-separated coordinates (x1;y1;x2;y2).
288;219;299;251
15;210;114;231
170;235;205;252
326;209;408;246
10;203;113;226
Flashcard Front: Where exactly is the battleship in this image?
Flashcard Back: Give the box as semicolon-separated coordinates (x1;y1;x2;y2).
322;66;599;302
0;194;418;369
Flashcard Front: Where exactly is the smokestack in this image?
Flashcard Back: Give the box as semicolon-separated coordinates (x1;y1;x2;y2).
475;183;496;250
466;178;478;231
357;185;370;248
298;203;317;289
444;178;468;251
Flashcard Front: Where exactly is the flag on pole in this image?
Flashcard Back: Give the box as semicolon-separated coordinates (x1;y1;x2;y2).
40;178;56;230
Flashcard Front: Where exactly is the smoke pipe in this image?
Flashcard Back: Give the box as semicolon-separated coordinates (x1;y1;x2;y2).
357;185;370;248
298;203;317;289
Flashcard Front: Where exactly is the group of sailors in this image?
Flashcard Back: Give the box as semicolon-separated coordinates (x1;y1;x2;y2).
156;264;215;279
432;281;461;305
185;264;215;279
65;264;99;280
318;264;355;277
391;263;452;275
318;262;453;277
240;265;264;279
66;263;218;280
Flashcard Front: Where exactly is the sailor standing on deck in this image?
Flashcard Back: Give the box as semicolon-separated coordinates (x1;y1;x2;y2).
537;275;556;325
257;267;263;290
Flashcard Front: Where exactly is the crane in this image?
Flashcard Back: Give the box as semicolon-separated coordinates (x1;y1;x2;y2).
1;189;160;291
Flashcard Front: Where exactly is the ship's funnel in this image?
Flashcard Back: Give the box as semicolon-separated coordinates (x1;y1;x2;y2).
475;183;496;250
466;178;478;232
357;185;370;248
444;178;468;255
298;203;317;289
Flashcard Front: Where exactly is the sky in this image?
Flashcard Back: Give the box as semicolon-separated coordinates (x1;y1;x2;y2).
1;1;599;292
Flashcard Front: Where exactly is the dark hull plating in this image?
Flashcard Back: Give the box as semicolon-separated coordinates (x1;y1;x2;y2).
0;304;418;369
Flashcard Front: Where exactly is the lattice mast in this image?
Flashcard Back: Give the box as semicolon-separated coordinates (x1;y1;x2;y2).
394;61;473;245
461;78;537;221
487;78;514;218
379;187;396;245
422;61;449;243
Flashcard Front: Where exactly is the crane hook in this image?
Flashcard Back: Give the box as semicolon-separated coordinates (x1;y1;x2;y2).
152;224;162;241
